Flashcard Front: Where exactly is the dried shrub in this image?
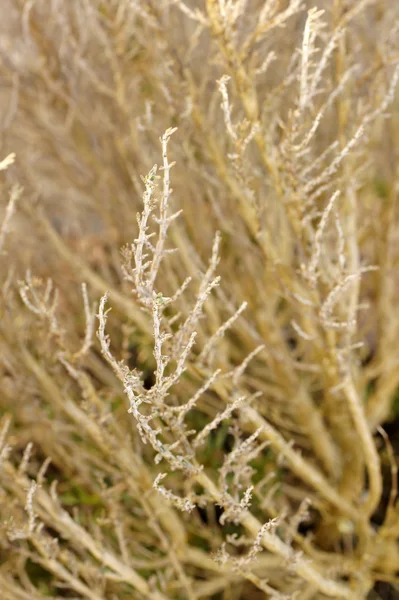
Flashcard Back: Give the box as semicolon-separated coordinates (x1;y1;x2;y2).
1;1;399;599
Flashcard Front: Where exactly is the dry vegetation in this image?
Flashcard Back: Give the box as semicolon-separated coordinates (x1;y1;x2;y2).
1;1;399;598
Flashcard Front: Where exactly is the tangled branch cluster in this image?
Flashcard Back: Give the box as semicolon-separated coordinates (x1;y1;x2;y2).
0;1;399;599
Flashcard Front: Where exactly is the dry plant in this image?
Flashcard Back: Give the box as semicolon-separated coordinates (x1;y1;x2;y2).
1;1;399;599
